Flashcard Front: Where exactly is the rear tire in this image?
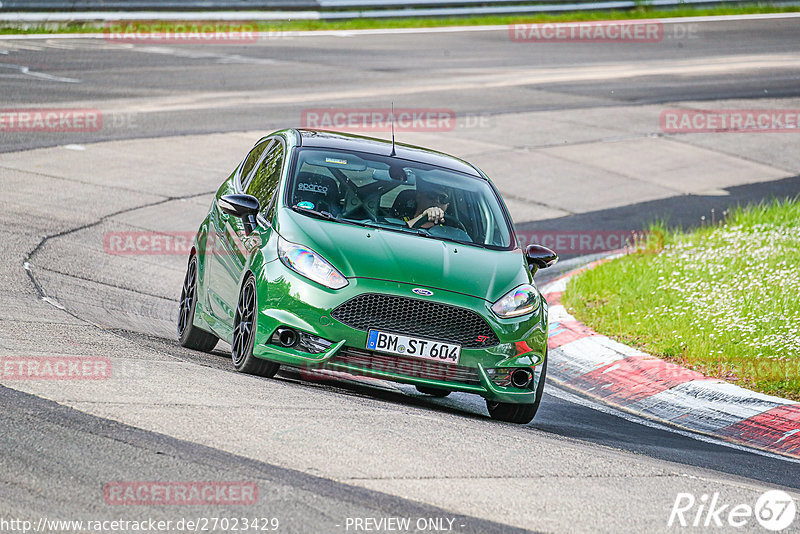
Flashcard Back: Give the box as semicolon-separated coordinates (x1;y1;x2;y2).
231;274;279;378
486;352;547;424
415;385;451;398
178;255;219;352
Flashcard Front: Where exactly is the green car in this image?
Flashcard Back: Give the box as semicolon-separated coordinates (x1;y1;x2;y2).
178;129;557;423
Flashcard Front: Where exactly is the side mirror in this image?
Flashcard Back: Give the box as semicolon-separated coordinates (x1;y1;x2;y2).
526;244;558;273
218;194;260;235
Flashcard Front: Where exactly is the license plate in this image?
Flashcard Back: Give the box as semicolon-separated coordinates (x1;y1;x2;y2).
366;329;461;364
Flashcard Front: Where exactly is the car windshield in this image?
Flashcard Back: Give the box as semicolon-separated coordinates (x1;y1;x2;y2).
286;147;515;249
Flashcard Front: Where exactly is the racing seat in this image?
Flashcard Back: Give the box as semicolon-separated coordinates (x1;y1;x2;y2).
391;189;418;219
294;172;342;216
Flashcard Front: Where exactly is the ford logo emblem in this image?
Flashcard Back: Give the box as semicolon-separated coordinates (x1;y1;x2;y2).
412;288;433;296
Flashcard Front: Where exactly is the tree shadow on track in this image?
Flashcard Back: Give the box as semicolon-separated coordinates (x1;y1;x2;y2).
516;174;800;258
533;389;800;491
115;329;490;422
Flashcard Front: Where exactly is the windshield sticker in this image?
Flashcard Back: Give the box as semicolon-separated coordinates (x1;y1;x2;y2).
325;157;347;165
298;183;328;194
297;201;315;210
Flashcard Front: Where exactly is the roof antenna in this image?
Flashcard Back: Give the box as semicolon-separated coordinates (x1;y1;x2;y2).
390;102;396;157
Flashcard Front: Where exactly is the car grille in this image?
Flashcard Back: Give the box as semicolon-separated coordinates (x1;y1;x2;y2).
331;293;499;349
332;348;480;385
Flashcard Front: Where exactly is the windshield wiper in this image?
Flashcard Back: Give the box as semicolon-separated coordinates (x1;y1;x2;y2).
291;204;338;221
361;223;479;247
403;227;433;237
295;211;395;234
401;226;480;247
341;219;388;231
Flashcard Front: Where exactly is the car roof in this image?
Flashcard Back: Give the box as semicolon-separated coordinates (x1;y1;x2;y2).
296;129;483;178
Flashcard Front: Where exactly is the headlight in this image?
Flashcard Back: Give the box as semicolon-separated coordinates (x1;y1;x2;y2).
278;236;348;290
491;284;540;318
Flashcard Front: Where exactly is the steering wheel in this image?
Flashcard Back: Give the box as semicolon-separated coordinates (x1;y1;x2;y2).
412;214;468;233
446;217;468;233
341;194;378;221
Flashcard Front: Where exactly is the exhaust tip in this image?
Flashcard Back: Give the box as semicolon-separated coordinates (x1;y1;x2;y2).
276;327;298;347
511;368;533;389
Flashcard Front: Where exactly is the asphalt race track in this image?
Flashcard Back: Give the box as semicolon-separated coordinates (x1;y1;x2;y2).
1;16;800;533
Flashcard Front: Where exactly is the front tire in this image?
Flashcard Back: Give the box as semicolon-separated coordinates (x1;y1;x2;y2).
486;353;547;424
231;274;279;378
178;254;219;352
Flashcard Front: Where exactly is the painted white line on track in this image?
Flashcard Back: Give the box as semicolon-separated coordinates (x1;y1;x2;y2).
1;12;800;39
0;62;80;83
2;53;794;115
546;382;800;465
40;296;65;310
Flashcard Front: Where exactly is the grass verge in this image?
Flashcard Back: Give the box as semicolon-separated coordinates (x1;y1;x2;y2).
563;199;800;401
0;5;799;34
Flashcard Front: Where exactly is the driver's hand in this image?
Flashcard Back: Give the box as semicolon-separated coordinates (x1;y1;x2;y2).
424;206;445;224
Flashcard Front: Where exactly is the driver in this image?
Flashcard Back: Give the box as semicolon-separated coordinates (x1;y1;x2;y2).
405;186;450;229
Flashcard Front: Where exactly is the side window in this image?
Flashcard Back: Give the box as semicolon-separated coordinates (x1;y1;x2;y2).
246;141;284;211
239;139;271;185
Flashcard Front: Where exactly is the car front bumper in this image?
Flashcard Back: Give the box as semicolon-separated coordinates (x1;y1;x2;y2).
251;259;548;404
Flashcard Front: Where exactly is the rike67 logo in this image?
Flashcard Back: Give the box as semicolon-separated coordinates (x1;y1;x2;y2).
669;490;796;531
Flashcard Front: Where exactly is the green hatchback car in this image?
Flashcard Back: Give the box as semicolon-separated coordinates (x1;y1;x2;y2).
178;129;557;423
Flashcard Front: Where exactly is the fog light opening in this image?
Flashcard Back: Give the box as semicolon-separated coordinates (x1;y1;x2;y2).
510;368;533;389
276;327;298;347
270;327;333;354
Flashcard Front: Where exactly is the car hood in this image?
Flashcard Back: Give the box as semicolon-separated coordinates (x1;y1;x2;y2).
276;210;529;302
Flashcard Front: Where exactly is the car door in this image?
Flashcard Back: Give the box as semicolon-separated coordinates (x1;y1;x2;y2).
213;138;286;330
207;138;272;323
